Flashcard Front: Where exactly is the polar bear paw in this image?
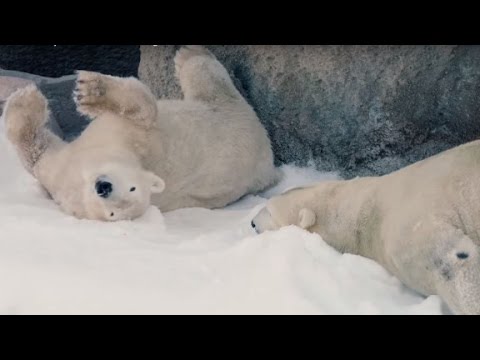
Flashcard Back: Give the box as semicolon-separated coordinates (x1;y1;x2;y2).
5;84;47;117
73;71;109;113
4;85;48;138
174;45;215;76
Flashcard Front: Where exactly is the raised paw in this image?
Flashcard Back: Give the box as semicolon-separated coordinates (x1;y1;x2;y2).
3;84;52;174
174;45;215;74
73;71;109;109
4;85;48;135
6;84;47;115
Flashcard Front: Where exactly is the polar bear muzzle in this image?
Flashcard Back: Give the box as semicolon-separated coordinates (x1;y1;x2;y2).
251;206;280;234
252;205;317;234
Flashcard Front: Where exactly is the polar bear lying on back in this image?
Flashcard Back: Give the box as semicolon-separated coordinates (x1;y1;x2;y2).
3;46;279;221
252;141;480;315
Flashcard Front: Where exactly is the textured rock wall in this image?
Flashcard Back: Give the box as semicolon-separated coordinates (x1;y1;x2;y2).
139;45;480;178
0;45;140;78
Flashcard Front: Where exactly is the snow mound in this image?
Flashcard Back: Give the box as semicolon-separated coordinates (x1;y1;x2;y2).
0;120;443;314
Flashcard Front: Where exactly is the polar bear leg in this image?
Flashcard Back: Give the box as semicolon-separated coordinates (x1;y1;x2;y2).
424;224;480;315
74;71;158;129
3;85;65;175
174;45;244;103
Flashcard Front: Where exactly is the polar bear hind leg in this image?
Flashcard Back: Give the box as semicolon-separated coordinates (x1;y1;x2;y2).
174;45;244;103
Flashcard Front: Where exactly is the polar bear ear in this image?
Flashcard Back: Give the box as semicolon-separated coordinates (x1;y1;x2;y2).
145;172;165;194
297;208;316;229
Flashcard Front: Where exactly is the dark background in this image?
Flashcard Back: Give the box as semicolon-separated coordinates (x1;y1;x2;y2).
0;45;140;77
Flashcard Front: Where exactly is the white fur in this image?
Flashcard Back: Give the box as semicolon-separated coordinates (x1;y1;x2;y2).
3;46;279;220
252;141;480;315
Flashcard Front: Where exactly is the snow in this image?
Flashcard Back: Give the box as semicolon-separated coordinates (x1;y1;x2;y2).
0;120;444;314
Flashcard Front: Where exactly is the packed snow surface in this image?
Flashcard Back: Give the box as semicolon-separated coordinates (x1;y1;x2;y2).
0;121;444;314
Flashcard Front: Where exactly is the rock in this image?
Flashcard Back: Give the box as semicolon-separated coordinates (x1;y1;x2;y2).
0;69;87;140
139;45;480;178
0;45;140;78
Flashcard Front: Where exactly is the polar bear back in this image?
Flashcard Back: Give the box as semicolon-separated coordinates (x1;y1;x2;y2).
146;99;277;211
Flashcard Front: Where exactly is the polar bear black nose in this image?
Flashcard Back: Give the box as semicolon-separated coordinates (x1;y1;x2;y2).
95;180;113;198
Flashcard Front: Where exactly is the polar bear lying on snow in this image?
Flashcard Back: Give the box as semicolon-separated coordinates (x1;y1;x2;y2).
252;141;480;315
3;46;279;221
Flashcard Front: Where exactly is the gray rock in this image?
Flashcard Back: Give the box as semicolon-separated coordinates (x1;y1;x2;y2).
0;69;88;141
139;45;480;178
0;45;140;78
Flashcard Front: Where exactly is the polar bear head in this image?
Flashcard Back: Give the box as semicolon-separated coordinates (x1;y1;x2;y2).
251;186;317;234
80;161;165;221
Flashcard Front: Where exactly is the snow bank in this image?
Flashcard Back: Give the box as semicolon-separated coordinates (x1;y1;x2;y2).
0;120;443;314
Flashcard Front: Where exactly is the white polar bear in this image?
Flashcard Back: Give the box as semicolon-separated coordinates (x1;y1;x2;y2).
251;141;480;315
3;46;279;221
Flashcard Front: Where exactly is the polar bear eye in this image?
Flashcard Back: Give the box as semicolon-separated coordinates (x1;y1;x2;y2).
130;187;136;192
